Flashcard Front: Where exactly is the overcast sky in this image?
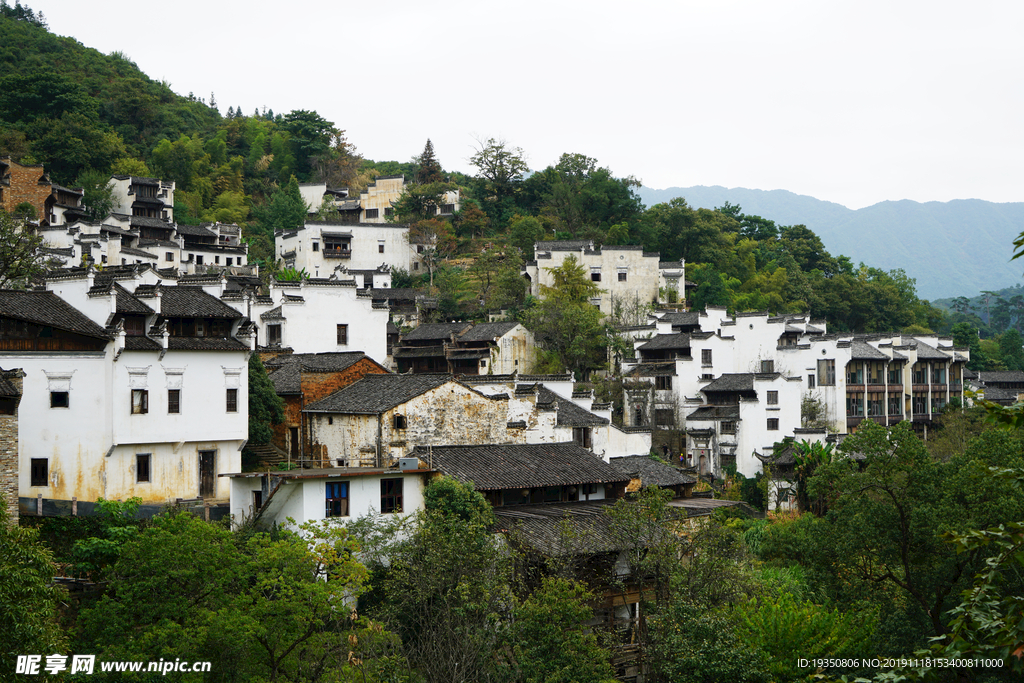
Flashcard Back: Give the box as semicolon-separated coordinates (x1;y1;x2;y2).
28;0;1024;209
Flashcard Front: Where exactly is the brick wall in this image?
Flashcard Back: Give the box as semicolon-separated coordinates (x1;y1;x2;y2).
270;358;389;456
0;369;24;525
0;158;51;220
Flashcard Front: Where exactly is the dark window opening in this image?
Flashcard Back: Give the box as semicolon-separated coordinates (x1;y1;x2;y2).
337;324;348;345
31;458;48;486
226;388;238;413
168;389;180;414
655;409;675;426
50;391;69;408
394;414;407;430
573;427;592;448
381;478;403;513
268;324;282;346
655;375;672;390
618;271;627;282
136;454;151;482
365;208;379;219
702;349;712;365
767;390;778;405
761;360;775;373
767;418;780;430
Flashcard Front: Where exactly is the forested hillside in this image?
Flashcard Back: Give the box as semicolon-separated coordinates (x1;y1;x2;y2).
640;185;1024;300
0;4;944;337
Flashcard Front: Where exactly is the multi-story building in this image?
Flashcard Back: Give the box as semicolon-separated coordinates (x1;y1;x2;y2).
275;221;416;279
523;240;685;318
108;175;175;222
1;273;254;507
622;309;968;477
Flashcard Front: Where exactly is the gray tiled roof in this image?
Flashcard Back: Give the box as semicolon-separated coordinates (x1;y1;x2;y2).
113;282;154;315
493;501;633;555
975;371;1024;383
701;373;755;393
658;311;700;326
638;333;690;350
129;216;173;229
458;321;519;342
402;322;473;341
119;246;159;259
414;442;628;491
686;405;740;420
537;386;609;427
609;455;697;486
0;290;110;339
851;340;889;360
535;240;592;251
159;287;242;319
124;336;161;351
912;340;951;360
166;337;248;351
304;373;452;413
174;223;218;238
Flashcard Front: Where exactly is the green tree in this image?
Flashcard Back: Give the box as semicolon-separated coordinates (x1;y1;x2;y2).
78;510;378;682
524;255;607;380
409;217;456;289
511;577;615;683
0;209;51;288
0;494;68;674
415;138;443;184
250;175;307;264
469;136;528;200
370;478;511;683
281;109;337;181
248;353;284;445
508;214;545;258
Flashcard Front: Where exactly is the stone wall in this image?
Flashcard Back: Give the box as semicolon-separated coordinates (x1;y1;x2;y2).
0;369;24;524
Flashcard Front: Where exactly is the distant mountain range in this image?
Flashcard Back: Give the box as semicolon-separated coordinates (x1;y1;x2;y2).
636;185;1024;301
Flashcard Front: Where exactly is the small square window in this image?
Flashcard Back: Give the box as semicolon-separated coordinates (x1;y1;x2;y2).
655;375;672;390
618;271;627;282
226;258;233;266
365;208;379;219
767;390;778;405
50;391;69;408
214;256;220;264
226;388;238;413
168;389;180;414
702;349;712;365
761;360;775;373
165;252;174;262
30;458;48;487
393;414;407;430
417;245;424;254
591;272;601;282
767;418;779;430
413;262;419;270
196;255;204;265
379;243;385;253
337;324;348;345
312;242;319;252
136;454;151;483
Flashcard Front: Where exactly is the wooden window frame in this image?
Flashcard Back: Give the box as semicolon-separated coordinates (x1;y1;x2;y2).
136;453;151;483
326;481;350;517
226;388;238;413
131;389;149;414
168;389;180;414
381;478;403;514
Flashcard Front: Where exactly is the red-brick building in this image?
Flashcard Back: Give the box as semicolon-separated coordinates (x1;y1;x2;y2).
263;352;389;461
0;157;52;220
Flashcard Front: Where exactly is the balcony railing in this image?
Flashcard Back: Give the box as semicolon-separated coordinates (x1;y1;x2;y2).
323;249;352;259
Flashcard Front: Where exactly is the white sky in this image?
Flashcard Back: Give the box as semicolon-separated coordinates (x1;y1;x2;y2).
28;0;1024;209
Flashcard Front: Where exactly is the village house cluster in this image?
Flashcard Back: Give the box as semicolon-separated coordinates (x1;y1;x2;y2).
0;157;976;530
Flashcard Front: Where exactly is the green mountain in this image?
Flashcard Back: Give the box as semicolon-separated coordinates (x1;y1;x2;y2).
637;185;1024;301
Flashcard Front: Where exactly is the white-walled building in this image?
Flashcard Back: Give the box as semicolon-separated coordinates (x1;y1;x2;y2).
223;276;389;365
276;222;418;278
523;240;684;318
622;309;968;478
1;277;253;506
224;464;432;531
109;175;175;222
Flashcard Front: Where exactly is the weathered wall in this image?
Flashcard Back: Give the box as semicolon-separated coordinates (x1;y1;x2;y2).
0;370;23;523
310;382;511;466
0;159;50;219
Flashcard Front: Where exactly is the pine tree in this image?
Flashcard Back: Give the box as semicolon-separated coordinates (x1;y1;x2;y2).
416;138;443;184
